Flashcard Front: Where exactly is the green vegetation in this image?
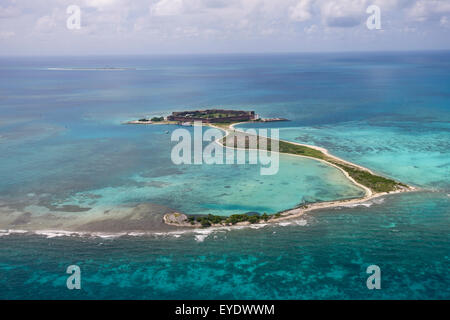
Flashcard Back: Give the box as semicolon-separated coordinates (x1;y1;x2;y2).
178;121;411;229
206;113;232;119
279;140;406;193
151;116;164;122
186;111;248;119
222;133;326;159
219;125;407;194
189;212;282;227
279;140;326;159
328;162;407;193
211;122;236;129
138;118;150;122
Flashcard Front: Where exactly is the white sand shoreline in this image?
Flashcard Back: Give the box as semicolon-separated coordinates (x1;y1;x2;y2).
0;120;418;236
204;121;418;225
0;122;420;241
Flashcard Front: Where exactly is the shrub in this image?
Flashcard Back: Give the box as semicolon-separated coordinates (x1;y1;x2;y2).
200;220;211;227
248;215;260;224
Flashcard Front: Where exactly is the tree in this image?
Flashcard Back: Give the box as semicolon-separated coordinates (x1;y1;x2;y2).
248;215;260;224
201;220;211;227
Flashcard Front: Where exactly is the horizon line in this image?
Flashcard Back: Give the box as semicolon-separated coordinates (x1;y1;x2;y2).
1;48;450;58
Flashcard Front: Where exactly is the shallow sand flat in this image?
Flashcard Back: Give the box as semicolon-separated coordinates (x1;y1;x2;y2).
190;122;416;226
73;203;180;232
0;202;182;233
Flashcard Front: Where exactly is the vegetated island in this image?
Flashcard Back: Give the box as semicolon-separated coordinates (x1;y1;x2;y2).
47;67;136;71
125;109;287;125
127;109;416;228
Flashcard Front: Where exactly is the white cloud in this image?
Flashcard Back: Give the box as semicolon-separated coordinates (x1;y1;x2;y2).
151;0;184;16
0;31;15;39
408;0;450;22
1;0;450;54
83;0;121;9
370;0;400;11
260;27;276;35
289;0;312;22
0;5;21;18
304;24;318;34
320;0;366;28
35;14;58;33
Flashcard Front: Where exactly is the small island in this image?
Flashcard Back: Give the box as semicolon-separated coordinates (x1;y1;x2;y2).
127;109;416;229
126;109;288;125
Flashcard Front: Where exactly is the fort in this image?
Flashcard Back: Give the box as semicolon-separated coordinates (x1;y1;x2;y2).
167;109;256;123
126;109;288;125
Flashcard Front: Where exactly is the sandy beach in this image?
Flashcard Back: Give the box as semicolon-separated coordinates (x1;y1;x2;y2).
0;120;417;235
204;121;417;225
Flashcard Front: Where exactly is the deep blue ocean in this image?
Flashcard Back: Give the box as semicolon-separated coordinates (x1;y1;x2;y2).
0;52;449;299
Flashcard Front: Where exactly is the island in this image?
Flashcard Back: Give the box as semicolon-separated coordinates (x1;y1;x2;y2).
125;109;288;125
127;109;416;228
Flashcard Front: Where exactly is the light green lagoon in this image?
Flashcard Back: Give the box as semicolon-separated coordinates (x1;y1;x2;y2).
57;149;365;217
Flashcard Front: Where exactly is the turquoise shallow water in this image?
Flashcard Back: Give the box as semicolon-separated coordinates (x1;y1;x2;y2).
1;192;448;299
59;151;364;217
0;52;449;299
0;121;363;225
237;120;450;191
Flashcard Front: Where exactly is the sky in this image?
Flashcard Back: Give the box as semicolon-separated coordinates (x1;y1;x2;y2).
1;0;450;55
